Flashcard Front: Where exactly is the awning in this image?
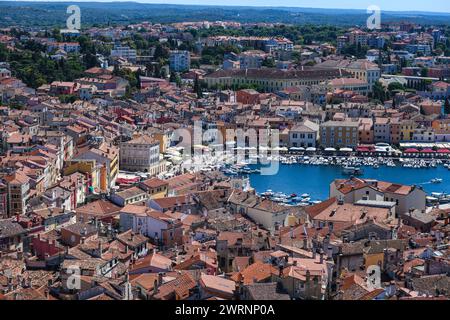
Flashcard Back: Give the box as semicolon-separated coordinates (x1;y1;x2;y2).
437;149;450;154
339;148;353;152
324;148;337;152
404;148;419;153
421;148;436;153
306;147;317;152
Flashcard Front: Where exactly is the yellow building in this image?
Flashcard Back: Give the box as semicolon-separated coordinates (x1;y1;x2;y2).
70;143;119;192
150;130;171;154
364;252;384;270
64;160;100;192
138;178;169;199
400;120;418;142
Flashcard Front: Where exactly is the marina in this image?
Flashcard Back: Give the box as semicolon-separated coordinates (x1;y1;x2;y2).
157;145;450;207
248;161;450;205
150;143;450;205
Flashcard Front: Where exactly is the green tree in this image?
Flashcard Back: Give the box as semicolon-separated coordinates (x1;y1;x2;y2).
388;82;405;93
445;98;450;115
194;76;203;99
372;81;387;103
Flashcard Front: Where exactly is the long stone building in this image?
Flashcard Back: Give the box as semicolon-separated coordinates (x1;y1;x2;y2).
203;68;352;92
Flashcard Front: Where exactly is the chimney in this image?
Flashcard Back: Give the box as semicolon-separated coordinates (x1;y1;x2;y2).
425;259;431;275
320;251;324;264
158;272;164;286
153;279;158;296
234;280;243;300
98;240;103;257
303;238;308;250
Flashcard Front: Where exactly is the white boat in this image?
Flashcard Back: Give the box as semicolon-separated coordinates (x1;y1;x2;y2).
431;178;443;184
342;166;363;175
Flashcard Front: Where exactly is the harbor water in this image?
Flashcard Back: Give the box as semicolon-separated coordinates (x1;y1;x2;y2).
249;164;450;202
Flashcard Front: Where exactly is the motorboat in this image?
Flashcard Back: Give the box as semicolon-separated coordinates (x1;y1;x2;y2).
342;166;363;175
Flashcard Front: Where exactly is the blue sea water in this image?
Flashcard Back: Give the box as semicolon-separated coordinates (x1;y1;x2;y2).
249;164;450;202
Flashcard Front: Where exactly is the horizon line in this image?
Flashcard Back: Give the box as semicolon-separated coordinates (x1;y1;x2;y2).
2;0;450;15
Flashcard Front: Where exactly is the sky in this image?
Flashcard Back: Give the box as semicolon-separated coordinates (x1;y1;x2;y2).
14;0;450;13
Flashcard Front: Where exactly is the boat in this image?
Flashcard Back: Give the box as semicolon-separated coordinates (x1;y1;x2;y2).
289;193;297;198
301;193;310;198
274;192;288;199
431;178;443;184
342;166;363;175
373;164;380;169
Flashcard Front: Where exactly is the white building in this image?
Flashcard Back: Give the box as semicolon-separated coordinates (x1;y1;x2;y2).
119;135;164;176
111;45;137;62
345;60;381;90
169;50;191;72
239;51;265;69
330;177;427;215
0;68;11;79
412;127;435;142
289;120;319;148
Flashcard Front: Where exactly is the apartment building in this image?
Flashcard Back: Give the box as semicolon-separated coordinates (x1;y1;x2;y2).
328;78;370;96
400;120;418;142
239;51;266;69
330;177;427;214
169;50;191;72
348;30;368;47
320;120;359;148
358;118;374;144
111;45;137;62
4;172;31;216
119;205;184;249
71;143;119;192
120;135;165;176
374;118;391;144
289;120;320;148
412;127;436;142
